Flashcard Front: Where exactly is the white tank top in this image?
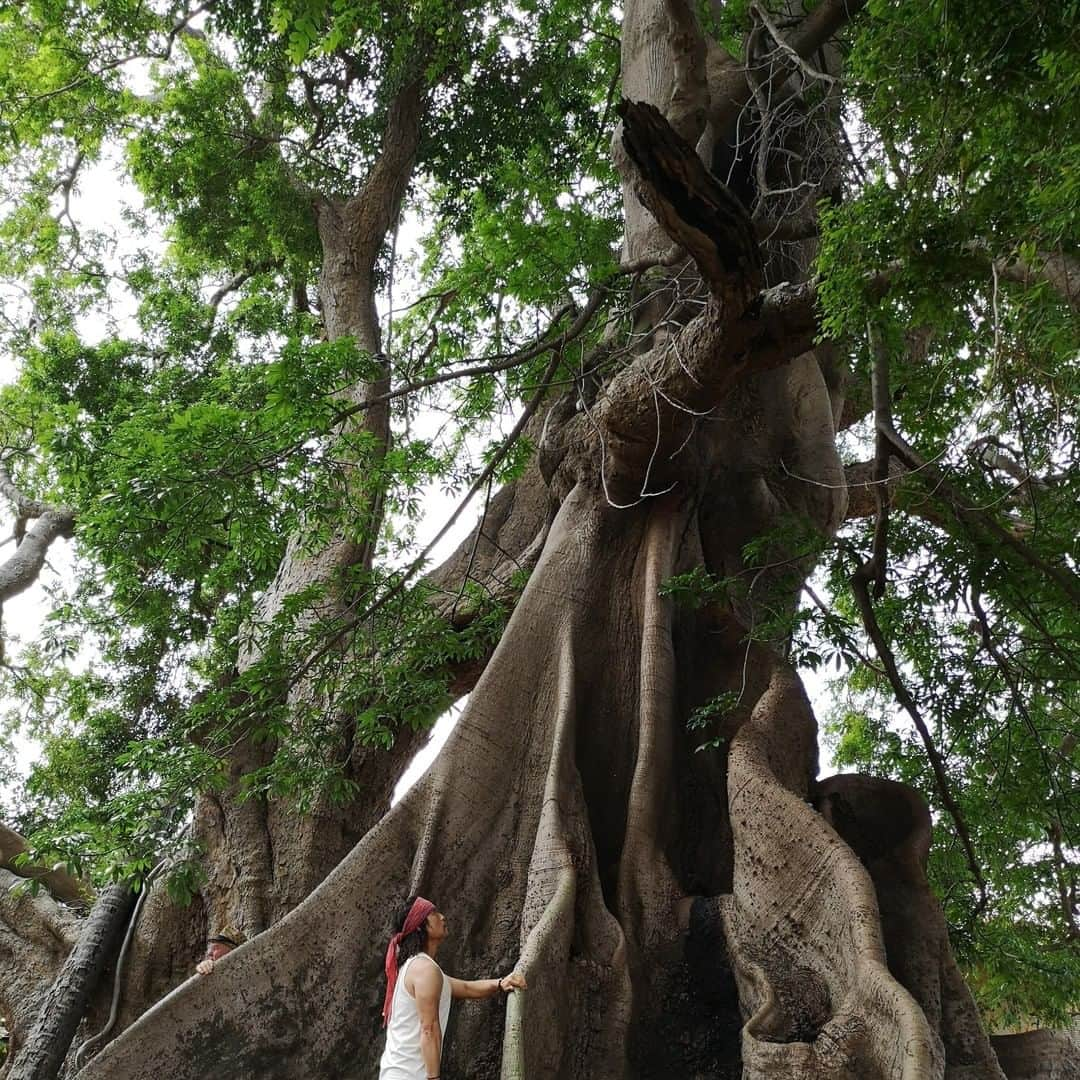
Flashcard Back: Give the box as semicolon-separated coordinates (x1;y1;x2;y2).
378;954;452;1080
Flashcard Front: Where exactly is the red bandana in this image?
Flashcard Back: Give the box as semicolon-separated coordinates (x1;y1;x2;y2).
382;897;436;1026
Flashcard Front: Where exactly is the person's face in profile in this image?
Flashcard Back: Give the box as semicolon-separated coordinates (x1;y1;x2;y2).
206;940;234;962
425;909;448;944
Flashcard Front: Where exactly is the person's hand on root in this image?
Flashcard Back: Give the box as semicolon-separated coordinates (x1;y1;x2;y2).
497;972;527;993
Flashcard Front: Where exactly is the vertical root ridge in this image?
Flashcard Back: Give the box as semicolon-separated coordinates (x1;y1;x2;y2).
722;660;942;1079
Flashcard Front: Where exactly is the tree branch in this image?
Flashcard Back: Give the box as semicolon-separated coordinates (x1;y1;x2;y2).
617;98;763;301
6;883;136;1080
0;868;79;1067
0;469;75;609
863;320;894;598
709;0;870;133
849;562;988;912
287;347;566;687
848;322;988;907
0;823;90;905
749;2;837;87
207;261;280;317
590;274;818;504
18;5;208;109
963;240;1080;313
315;70;429;333
862;328;1080;609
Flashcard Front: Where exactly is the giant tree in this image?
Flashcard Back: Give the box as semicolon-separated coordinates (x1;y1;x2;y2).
0;1;1077;1078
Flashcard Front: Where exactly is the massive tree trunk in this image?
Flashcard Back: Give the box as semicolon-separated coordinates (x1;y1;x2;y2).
3;2;1050;1078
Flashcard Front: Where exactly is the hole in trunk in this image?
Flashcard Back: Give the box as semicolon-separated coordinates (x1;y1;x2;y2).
391;699;464;804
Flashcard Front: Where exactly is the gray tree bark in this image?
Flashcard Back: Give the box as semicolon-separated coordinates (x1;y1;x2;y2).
0;469;75;617
991;1029;1080;1080
3;2;1065;1078
5;886;134;1080
0;870;79;1075
0;825;88;906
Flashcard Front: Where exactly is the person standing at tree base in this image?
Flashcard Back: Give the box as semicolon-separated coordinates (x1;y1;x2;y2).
380;896;526;1080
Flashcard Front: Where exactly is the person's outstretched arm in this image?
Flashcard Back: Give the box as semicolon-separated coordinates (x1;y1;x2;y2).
448;972;527;999
411;959;445;1077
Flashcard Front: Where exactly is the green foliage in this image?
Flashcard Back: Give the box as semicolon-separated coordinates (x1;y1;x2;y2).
0;0;1076;1032
125;49;320;274
804;1;1080;1024
686;691;741;753
0;0;617;895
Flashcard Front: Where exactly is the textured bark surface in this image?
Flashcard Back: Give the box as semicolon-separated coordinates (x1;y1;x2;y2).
0;824;88;906
0;869;79;1075
99;458;553;1041
7;2;1071;1078
991;1029;1080;1080
5;885;134;1080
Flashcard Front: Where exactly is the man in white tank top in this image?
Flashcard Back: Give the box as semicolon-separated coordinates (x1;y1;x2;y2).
379;896;526;1080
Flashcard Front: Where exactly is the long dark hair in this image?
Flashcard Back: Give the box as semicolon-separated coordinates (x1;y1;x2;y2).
393;894;429;966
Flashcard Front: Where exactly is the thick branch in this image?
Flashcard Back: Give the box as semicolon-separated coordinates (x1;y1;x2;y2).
0;823;89;905
617;98;763;300
591;277;817;503
963;240;1080;312
0;510;75;607
843;458;958;532
0;868;78;1067
869;241;1080;313
355;76;428;252
315;72;428;345
251;71;432;636
0;469;51;521
0;470;75;608
749;2;837;87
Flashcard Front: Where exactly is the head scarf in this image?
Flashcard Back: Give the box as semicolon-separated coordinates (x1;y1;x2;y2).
382;896;436;1025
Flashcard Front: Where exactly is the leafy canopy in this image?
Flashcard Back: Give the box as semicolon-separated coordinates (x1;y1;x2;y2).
0;0;1076;1026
